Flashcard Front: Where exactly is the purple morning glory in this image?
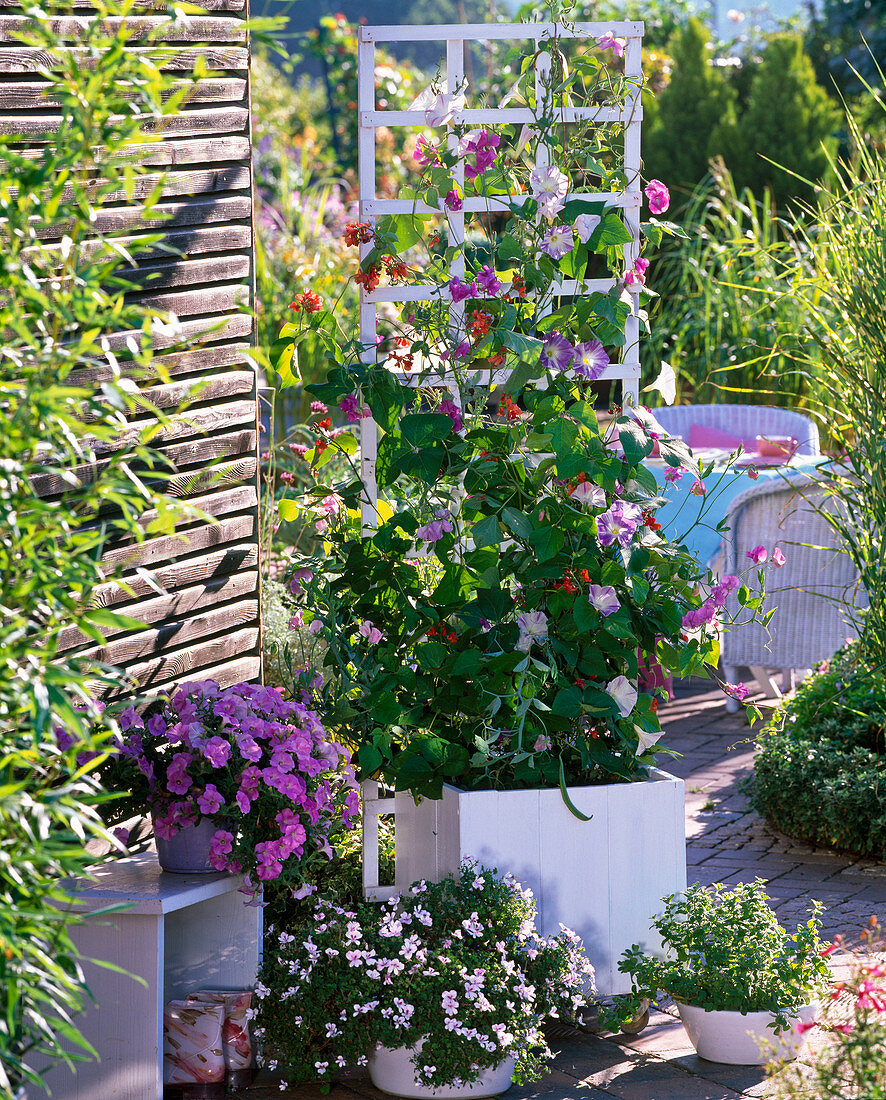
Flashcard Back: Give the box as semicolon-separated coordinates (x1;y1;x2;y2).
573;340;610;380
540;331;576;372
597;500;643;548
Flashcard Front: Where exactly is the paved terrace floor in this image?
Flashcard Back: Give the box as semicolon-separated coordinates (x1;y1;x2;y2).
240;678;886;1100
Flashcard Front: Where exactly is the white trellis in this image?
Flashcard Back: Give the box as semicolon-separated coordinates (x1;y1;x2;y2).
357;21;645;899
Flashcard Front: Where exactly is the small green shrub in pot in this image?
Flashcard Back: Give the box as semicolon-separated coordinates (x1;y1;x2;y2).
608;881;830;1033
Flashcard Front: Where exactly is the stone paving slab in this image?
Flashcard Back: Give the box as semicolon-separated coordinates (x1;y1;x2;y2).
237;677;881;1100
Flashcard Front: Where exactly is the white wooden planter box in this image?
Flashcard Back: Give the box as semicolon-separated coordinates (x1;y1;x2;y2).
389;769;685;996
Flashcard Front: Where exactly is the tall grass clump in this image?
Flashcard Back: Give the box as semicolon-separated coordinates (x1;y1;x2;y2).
646;161;818;407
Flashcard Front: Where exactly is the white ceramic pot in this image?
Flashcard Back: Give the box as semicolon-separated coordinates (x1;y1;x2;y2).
369;1045;516;1099
675;1001;818;1065
388;769;686;995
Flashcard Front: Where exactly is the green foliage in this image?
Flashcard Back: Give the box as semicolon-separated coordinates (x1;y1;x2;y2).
751;645;886;860
609;881;829;1031
644;162;817;405
255;862;594;1090
0;4;201;1090
643;18;738;196
806;0;886;97
720;34;839;211
783;89;886;669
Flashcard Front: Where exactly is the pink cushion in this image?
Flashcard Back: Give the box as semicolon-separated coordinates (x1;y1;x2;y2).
688;423;758;452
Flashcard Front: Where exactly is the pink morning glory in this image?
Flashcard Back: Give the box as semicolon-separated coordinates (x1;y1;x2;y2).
588;584;620;616
573;212;601;242
644;179;670;215
625;256;650;287
529;164;569;220
516;610;549;652
597;501;643;547
607;675;637;717
570;481;606;508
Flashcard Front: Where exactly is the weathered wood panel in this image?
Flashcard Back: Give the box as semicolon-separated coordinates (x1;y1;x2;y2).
13;1;263;693
0;45;249;72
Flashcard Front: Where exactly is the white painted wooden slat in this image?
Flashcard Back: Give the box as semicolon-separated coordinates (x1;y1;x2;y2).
621;32;643;404
359;21;644;43
358;34;379;537
361;192;637;216
361;105;640;127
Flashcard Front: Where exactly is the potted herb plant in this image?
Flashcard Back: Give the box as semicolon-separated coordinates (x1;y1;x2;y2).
608;880;830;1064
102;680;360;895
252;862;594;1095
273;26;771;991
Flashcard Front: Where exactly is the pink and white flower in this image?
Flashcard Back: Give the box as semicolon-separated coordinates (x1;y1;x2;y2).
587;584;620;617
607;675;638;718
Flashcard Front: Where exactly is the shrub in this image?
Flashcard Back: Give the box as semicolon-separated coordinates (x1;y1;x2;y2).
643;17;738;196
720;34;839;212
751;645;886;860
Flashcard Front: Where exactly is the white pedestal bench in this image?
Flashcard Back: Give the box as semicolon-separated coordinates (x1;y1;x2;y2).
35;852;261;1100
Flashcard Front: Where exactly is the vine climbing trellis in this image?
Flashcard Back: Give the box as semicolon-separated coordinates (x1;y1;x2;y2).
356;20;646;898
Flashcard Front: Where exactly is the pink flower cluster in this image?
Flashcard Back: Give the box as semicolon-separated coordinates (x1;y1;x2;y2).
460;128;499;180
118;680;360;887
681;574;740;631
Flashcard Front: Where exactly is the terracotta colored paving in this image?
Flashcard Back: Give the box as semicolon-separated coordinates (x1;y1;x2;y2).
240;678;885;1100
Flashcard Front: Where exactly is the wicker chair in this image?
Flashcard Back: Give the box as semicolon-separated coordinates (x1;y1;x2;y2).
652;404;820;457
720;473;862;711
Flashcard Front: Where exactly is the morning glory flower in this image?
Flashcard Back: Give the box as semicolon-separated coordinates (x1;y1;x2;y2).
597;501;643;547
540;225;574;259
635;726;664;754
573;340;610;380
409;85;466;128
607;675;638;717
516;610;549;652
529;164;569;220
573;212;601;242
570;482;606;508
587;584;620;616
540;331;576;372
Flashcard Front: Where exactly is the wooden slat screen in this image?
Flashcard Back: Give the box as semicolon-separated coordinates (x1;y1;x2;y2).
1;1;263;693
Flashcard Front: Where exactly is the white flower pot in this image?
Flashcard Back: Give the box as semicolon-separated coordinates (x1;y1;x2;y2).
392;769;686;995
675;1001;818;1065
369;1045;516;1099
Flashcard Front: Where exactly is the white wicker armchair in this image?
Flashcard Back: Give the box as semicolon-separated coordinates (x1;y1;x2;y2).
652;404;820;457
720;473;862;711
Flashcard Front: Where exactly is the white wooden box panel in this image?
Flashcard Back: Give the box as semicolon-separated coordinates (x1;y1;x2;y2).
393;769;686;995
34;853;261;1100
